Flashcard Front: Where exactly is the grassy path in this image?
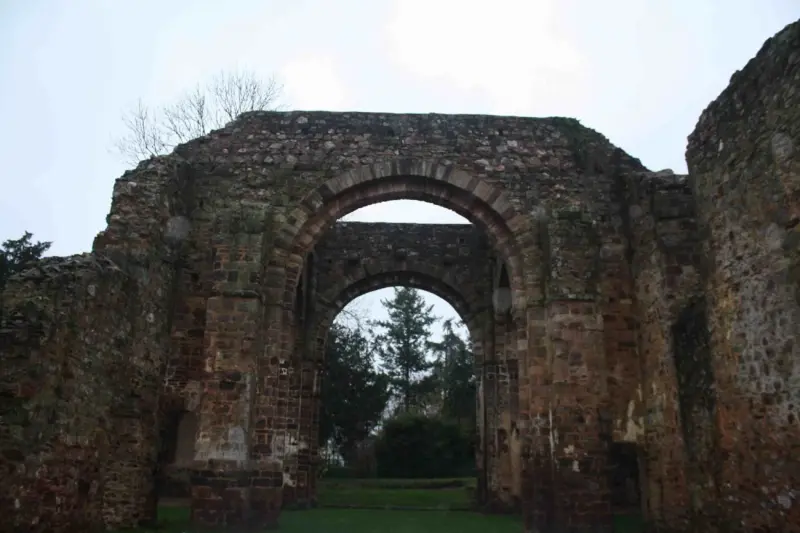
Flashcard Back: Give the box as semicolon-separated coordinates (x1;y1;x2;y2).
140;506;522;533
126;479;643;532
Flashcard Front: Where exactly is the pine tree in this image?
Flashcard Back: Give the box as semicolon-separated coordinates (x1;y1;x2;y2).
0;231;51;294
428;319;476;429
372;287;438;413
319;322;390;464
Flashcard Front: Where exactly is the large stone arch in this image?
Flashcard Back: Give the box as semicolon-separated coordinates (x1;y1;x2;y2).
263;160;540;512
271;159;538;314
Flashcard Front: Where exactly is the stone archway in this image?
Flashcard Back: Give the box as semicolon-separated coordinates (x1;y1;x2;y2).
254;160;543;513
272;159;537;311
304;270;488;504
278;218;498;506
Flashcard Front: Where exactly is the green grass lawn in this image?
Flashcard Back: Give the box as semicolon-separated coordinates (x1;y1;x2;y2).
317;477;474;508
132;506;522;533
319;477;476;489
124;479;643;532
317;486;472;508
130;506;643;533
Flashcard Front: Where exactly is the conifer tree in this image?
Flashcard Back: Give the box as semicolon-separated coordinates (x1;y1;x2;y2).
372;287;438;413
0;232;51;294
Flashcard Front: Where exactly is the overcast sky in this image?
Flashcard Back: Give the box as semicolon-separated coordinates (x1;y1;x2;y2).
1;1;796;339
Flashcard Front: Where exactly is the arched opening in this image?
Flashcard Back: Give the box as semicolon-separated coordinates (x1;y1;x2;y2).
315;282;482;510
173;412;199;467
267;160;538;516
273;160;534;313
607;442;643;517
150;410;199;510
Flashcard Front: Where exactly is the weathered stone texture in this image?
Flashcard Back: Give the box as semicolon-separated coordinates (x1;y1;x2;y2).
0;255;172;532
685;20;800;533
625;171;703;530
1;20;799;533
313;222;493;329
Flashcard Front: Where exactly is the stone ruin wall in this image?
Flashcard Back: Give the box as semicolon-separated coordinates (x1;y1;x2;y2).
684;21;800;531
0;19;798;533
625;170;704;528
1;112;647;532
163;107;647;532
0;158;191;531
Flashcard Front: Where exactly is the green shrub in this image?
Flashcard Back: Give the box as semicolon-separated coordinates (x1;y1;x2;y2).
323;465;362;479
374;413;474;478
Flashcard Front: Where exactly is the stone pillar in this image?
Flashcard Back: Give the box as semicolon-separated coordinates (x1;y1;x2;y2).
520;304;556;532
474;324;490;505
304;319;328;507
527;210;613;533
189;230;267;528
547;300;612;531
627;173;700;531
248;303;289;527
279;252;319;508
483;312;521;512
281;354;316;508
482;356;501;508
470;308;493;508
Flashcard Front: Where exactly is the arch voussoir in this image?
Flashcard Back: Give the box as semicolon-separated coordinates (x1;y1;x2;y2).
300;190;325;212
473;181;496;204
490;192;515;220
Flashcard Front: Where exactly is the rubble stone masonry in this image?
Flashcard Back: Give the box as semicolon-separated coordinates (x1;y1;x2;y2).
0;19;798;533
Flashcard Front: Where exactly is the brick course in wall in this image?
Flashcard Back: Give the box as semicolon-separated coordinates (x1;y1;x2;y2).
1;20;799;533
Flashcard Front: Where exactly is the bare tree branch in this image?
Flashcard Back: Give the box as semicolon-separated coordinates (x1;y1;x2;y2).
114;69;283;166
212;70;283;122
114;99;168;164
335;301;373;332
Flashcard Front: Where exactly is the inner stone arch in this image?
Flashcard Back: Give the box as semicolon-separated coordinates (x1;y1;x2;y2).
310;274;488;500
278;217;507;509
315;271;483;357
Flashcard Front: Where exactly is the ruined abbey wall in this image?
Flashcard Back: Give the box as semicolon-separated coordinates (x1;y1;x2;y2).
0;158;191;532
0;19;798;533
625;171;703;528
684;22;800;531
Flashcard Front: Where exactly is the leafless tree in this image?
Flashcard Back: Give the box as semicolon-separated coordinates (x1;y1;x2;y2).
335;300;372;331
114;70;283;165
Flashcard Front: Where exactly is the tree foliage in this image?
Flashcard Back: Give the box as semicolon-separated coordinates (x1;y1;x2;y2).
428;319;476;429
319;322;391;464
114;69;283;165
373;412;474;479
0;231;51;295
372;287;438;413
